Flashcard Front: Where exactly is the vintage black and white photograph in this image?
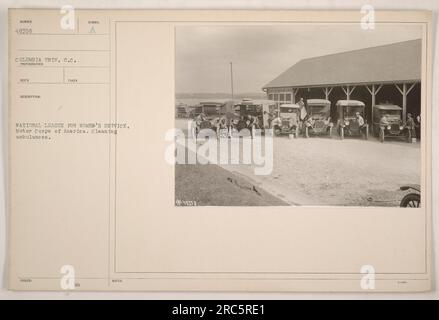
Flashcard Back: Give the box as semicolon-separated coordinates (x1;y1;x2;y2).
174;24;422;207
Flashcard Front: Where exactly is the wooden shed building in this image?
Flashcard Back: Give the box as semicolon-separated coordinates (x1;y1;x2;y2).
262;39;422;122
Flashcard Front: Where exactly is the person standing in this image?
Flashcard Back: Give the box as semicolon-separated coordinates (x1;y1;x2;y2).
379;114;389;127
297;98;307;136
263;111;269;130
355;111;366;135
298;98;306;119
405;113;416;142
415;114;421;140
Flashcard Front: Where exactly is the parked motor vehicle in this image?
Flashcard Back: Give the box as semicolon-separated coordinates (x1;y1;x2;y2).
235;99;276;131
336;100;369;140
176;102;188;118
399;185;420;207
304;99;333;138
188;105;203;119
272;103;301;137
372;104;411;142
191;100;234;135
197;100;228;120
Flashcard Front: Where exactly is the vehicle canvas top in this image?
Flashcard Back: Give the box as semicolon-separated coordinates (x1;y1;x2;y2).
236;99;276;105
307;99;331;106
336;100;365;107
199;101;228;106
235;99;276;110
373;104;402;111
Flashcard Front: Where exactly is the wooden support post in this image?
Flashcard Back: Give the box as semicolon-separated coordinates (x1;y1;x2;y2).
342;85;356;100
342;86;348;99
366;84;383;122
402;83;407;122
395;83;416;122
292;88;298;104
322;87;333;100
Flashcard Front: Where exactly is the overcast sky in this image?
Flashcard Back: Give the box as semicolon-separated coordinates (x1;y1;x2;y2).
175;24;422;94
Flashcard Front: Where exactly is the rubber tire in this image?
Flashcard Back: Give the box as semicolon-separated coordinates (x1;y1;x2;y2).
400;193;420;207
340;127;344;140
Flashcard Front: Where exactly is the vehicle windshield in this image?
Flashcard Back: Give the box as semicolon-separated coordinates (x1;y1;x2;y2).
203;105;222;115
344;106;364;118
194;106;202;113
309;105;330;117
240;105;262;113
281;113;298;123
377;109;401;117
280;107;297;113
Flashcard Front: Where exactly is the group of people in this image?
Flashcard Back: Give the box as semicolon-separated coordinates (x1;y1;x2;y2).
264;98;307;130
343;111;367;136
379;112;421;139
194;113;261;138
345;111;420;139
192;99;421;140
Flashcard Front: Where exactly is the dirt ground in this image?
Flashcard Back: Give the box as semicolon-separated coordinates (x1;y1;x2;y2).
221;137;420;206
175;164;288;206
175;119;421;207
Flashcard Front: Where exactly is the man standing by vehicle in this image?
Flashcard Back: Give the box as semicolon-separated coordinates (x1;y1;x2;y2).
246;114;260;137
271;113;282;134
304;116;315;137
263;111;270;130
298;98;307;136
195;112;207;135
415;114;421;140
405;113;416;142
298;98;307;119
356;111;366;135
268;111;276;129
378;113;390;142
379;113;389;128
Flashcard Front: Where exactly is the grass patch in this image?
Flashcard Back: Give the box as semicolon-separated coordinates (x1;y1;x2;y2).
175;164;287;206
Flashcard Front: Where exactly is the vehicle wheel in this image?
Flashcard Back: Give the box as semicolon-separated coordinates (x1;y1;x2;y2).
365;126;369;140
274;128;281;136
305;126;309;138
400;193;420;207
340;127;344;140
379;129;384;143
295;127;299;138
329;126;332;138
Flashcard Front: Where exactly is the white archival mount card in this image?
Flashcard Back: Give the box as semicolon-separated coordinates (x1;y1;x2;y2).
8;9;432;292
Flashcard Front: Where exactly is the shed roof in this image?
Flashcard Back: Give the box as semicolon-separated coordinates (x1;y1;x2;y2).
263;39;421;89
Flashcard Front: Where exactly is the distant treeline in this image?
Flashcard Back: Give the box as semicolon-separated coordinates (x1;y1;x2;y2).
176;92;266;100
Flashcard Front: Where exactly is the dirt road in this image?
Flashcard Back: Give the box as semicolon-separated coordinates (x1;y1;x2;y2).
220;136;420;206
175;119;421;206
